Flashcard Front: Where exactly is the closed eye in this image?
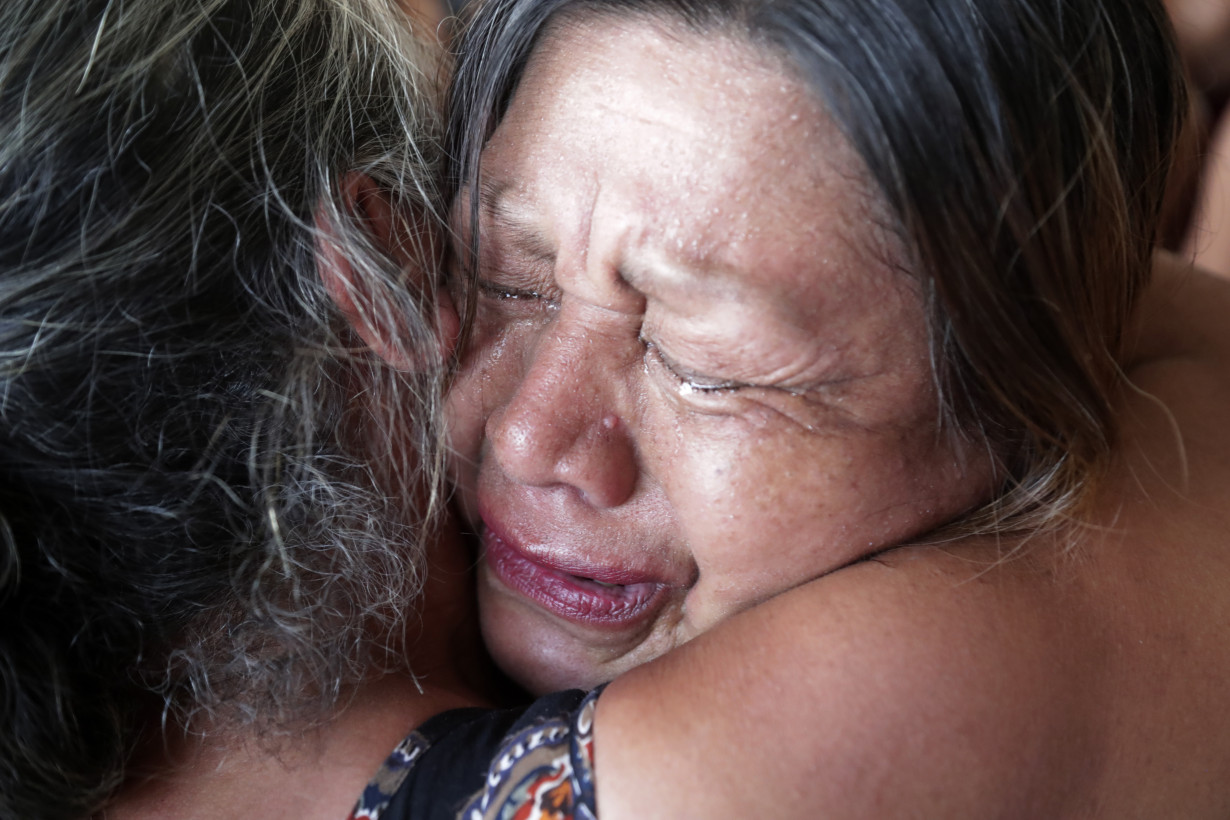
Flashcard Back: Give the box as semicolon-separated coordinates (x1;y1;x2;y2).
641;335;743;395
478;279;546;301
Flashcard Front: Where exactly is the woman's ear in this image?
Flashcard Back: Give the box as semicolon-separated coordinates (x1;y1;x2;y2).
316;171;459;369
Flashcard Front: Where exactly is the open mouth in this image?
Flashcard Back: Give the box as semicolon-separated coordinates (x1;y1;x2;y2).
481;527;669;628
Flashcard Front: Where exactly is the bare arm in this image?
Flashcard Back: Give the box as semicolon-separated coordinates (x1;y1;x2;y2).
593;545;1104;818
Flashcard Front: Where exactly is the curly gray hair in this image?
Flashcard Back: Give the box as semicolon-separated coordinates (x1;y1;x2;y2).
0;1;449;816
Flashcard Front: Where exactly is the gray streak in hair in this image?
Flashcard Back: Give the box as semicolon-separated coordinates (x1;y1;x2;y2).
0;0;448;816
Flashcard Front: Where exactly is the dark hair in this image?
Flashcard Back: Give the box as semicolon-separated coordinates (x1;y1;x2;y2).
447;0;1186;536
0;0;447;816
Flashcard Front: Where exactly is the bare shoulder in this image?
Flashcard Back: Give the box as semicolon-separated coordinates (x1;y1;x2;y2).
593;256;1230;819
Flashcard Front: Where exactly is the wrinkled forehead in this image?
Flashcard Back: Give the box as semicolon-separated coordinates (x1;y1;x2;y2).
470;12;918;348
481;11;903;273
520;11;839;161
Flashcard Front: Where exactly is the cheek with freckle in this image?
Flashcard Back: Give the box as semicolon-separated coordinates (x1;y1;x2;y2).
668;423;869;578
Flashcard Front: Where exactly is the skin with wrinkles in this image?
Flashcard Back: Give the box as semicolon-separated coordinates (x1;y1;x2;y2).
447;19;995;693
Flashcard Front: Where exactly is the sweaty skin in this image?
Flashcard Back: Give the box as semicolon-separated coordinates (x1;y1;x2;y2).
446;18;995;694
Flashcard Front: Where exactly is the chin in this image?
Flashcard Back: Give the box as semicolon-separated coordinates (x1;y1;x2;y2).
478;587;617;695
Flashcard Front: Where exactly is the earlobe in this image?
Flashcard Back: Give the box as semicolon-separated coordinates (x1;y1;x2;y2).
316;171;455;370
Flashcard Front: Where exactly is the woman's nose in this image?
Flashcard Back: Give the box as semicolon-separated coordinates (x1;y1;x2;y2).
485;315;639;509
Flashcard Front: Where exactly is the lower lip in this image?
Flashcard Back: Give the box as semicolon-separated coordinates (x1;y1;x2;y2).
483;529;668;629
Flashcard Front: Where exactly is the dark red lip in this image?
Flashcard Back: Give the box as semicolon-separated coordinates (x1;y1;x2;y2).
481;524;670;629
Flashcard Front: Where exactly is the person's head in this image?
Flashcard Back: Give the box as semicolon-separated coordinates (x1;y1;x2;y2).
444;0;1186;693
0;0;450;816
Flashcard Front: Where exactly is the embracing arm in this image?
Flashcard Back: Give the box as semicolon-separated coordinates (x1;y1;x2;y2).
593;547;1106;819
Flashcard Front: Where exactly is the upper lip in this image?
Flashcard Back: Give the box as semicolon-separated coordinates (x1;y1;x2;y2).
476;499;690;590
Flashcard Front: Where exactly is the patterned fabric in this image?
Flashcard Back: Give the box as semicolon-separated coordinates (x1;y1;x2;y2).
348;731;433;820
347;688;602;820
458;688;600;820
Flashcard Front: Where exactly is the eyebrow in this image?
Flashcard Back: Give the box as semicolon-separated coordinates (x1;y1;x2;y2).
478;178;556;265
476;177;738;300
618;243;745;305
